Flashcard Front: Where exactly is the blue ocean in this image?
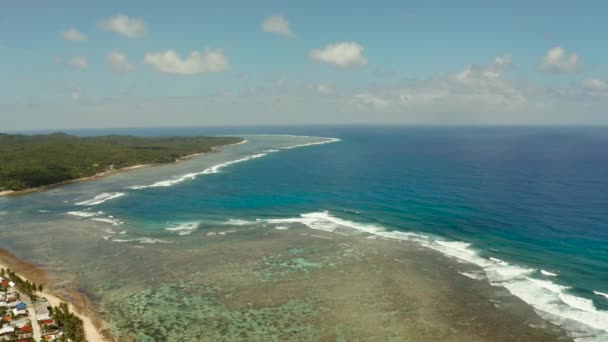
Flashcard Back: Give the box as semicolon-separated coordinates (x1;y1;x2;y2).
1;126;607;340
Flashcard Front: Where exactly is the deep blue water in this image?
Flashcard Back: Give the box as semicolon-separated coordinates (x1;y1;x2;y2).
2;126;608;339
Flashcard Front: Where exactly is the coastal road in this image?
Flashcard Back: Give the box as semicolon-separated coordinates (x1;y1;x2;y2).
27;306;42;341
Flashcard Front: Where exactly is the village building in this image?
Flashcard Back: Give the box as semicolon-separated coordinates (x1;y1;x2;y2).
35;301;51;320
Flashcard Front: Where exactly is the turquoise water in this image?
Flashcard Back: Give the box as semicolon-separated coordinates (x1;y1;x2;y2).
1;127;608;340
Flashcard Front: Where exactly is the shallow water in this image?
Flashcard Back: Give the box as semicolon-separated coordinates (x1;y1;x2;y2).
1;127;607;341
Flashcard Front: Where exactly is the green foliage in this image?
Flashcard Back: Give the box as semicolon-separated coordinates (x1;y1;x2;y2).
3;268;40;300
0;133;242;191
54;303;86;342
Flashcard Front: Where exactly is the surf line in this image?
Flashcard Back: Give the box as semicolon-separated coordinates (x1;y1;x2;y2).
126;136;340;190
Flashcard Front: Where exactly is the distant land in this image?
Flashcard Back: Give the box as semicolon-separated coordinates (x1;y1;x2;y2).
0;132;243;192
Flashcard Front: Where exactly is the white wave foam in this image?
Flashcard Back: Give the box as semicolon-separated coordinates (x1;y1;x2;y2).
224;219;256;226
91;217;123;226
541;269;558;277
259;211;608;341
460;271;486;280
127;153;268;189
594;291;608;299
67;211;99;218
274;226;289;230
281;138;340;150
76;192;125;206
127;136;340;190
112;238;172;244
165;222;199;236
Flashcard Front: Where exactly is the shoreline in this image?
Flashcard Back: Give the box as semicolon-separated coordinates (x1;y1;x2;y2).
0;138;246;198
0;248;112;341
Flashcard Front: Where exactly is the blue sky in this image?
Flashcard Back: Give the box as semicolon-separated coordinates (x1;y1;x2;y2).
2;0;607;130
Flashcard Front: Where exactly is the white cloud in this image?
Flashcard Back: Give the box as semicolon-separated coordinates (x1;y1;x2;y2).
99;14;147;39
107;51;134;73
494;54;512;68
69;56;88;69
316;84;336;95
71;90;81;101
62;28;87;42
262;15;295;38
354;93;390;108
581;78;607;91
540;47;580;73
353;54;527;114
310;42;368;68
144;49;229;75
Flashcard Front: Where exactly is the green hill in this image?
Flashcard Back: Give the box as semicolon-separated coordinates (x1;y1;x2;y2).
0;133;243;191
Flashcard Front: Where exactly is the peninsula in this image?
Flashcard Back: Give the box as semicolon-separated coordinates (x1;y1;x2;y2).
0;133;243;193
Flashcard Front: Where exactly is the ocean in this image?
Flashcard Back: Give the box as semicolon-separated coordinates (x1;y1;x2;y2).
1;126;607;341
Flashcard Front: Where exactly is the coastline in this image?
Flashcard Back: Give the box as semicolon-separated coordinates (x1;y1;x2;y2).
0;248;112;341
0;138;246;198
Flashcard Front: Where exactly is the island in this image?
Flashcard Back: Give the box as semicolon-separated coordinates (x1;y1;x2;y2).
0;132;243;193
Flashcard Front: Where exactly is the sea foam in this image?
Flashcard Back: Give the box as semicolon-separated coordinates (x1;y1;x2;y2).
260;211;608;341
126;137;340;190
594;291;608;299
165;222;200;236
541;269;558;277
76;192;125;206
111;238;172;244
67;211;100;218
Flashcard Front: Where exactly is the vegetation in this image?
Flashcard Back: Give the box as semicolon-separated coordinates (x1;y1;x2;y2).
53;303;86;342
1;268;42;301
0;133;242;191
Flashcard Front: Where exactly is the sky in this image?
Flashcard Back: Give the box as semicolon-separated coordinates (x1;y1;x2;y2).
1;0;608;131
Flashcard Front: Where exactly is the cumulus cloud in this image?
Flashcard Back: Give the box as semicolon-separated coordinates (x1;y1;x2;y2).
540;47;580;73
581;78;608;97
71;90;81;101
262;15;295;38
107;51;134;73
69;56;88;69
354;93;390;108
352;54;527;113
144;49;229;75
316;84;336;95
494;54;512;68
62;28;87;42
99;14;147;38
310;42;368;68
581;78;607;91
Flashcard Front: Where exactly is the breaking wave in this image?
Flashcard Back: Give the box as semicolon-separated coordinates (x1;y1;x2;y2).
76;192;125;206
165;222;200;236
261;211;608;341
126;137;340;190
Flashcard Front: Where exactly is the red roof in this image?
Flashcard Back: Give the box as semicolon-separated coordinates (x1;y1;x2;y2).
19;325;33;333
1;280;9;287
41;319;56;325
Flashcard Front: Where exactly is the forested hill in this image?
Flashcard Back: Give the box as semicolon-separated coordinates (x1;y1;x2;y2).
0;133;243;191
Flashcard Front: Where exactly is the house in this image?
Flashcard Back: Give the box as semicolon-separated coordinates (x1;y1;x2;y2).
34;301;51;320
12;308;27;316
0;302;7;308
18;325;33;339
10;318;29;328
0;324;14;335
7;282;14;288
40;319;56;327
14;303;26;311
